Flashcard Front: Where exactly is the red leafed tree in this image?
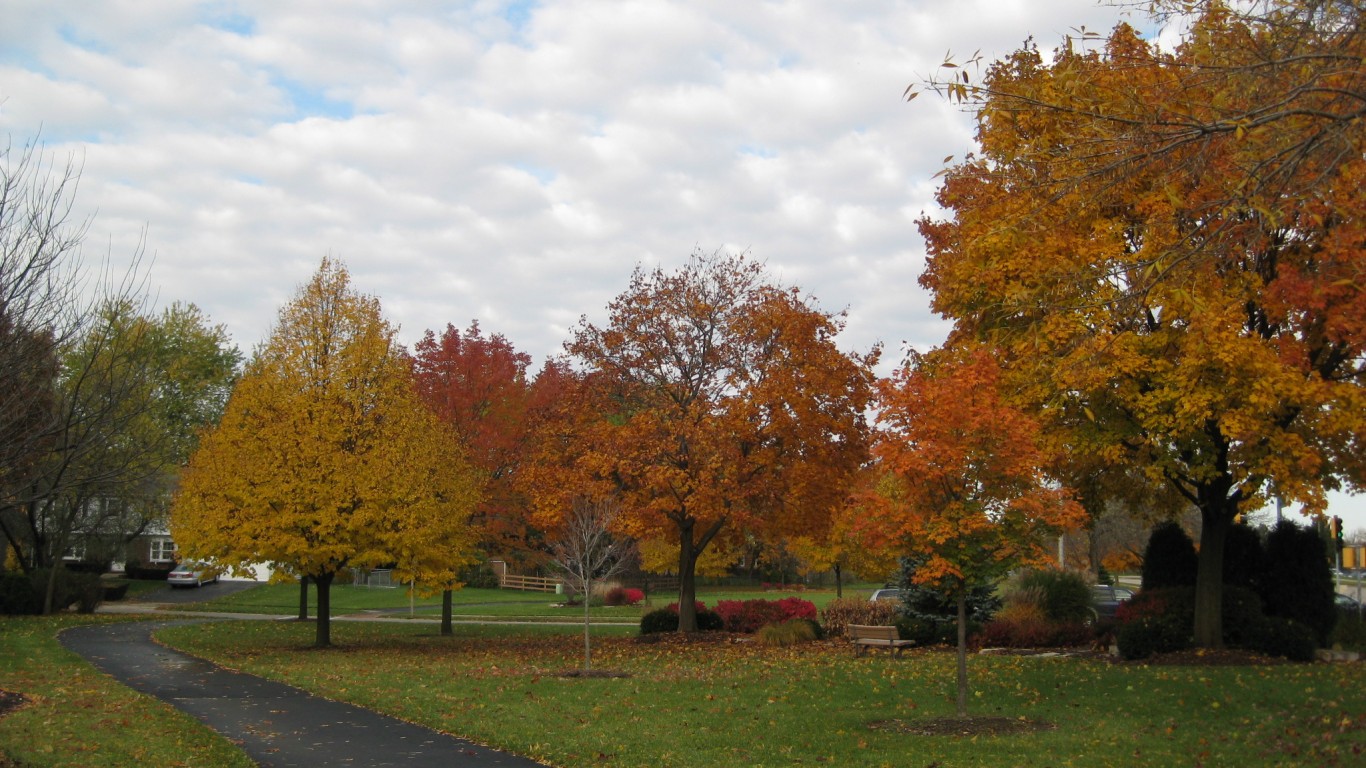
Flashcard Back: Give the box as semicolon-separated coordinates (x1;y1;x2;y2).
866;348;1086;717
412;322;561;570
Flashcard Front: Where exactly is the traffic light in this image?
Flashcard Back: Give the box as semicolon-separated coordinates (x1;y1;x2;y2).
1333;515;1345;551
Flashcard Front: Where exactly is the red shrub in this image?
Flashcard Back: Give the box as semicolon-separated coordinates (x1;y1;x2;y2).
604;587;645;606
973;618;1097;649
714;598;818;633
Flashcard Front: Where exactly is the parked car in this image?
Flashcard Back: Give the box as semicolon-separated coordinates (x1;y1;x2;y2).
167;561;218;588
870;588;902;602
1091;584;1134;620
1336;593;1362;611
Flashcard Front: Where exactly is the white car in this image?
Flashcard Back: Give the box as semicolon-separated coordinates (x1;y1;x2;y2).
167;562;218;588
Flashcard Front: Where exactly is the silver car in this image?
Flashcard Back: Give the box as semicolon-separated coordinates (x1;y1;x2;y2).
167;561;218;588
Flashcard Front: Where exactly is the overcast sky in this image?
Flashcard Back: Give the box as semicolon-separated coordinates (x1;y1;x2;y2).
2;1;1360;534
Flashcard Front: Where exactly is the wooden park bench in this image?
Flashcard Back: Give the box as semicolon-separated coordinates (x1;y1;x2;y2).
847;624;914;657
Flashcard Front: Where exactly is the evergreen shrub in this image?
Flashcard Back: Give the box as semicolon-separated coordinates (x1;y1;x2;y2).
1140;522;1198;590
1254;617;1318;662
0;571;40;615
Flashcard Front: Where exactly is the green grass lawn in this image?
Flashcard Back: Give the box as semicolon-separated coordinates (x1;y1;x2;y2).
6;612;1364;767
172;582;880;622
0;615;254;768
155;619;1366;768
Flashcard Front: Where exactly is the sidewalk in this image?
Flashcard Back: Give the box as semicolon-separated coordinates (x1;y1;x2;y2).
61;621;550;767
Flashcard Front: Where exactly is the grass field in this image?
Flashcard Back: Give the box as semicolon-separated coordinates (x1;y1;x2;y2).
171;582;878;622
8;581;1363;767
153;619;1366;768
0;615;253;768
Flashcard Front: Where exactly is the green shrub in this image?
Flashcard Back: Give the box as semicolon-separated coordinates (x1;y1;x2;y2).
756;619;818;647
895;615;962;646
1260;520;1336;646
0;571;40;615
1117;615;1191;660
1254;617;1317;662
1329;608;1366;653
696;609;724;632
71;572;104;613
1141;522;1198;590
897;555;1000;624
1222;523;1265;592
1013;569;1094;624
640;608;679;634
1219;585;1270;648
797;617;824;640
640;605;723;634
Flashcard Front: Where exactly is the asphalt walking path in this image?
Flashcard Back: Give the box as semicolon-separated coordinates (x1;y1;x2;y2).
60;620;550;767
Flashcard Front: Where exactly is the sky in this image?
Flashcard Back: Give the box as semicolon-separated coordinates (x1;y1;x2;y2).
1;1;1360;534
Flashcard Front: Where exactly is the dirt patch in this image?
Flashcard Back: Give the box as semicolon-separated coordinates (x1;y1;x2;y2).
1121;648;1293;666
632;631;750;645
982;646;1296;666
555;669;632;679
869;716;1057;737
0;689;27;719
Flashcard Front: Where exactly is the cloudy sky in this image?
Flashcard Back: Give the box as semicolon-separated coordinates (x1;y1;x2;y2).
3;1;1360;532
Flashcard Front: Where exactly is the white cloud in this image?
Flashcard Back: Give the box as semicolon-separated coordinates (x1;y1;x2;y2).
4;0;1358;526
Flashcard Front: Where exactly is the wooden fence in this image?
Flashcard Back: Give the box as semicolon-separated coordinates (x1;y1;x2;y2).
500;573;562;592
494;568;680;596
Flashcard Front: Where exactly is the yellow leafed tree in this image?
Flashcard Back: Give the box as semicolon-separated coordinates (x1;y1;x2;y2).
172;258;481;647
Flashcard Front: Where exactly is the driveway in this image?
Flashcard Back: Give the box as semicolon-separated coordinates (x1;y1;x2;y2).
61;621;549;767
127;578;261;604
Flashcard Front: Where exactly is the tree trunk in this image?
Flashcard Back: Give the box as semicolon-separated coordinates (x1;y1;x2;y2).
1193;503;1233;648
297;576;309;620
834;563;843;599
583;576;593;671
955;589;969;718
42;566;60;615
441;589;453;636
314;572;334;648
675;516;724;633
677;521;699;632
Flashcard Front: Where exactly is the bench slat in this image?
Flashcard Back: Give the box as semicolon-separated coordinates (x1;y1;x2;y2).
847;624;913;657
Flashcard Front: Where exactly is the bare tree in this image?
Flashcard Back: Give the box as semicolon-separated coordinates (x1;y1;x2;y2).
551;497;636;672
0;138;223;612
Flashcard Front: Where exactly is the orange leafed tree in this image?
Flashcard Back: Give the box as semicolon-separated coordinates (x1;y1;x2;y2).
866;348;1085;717
917;0;1365;647
173;259;481;647
531;250;878;631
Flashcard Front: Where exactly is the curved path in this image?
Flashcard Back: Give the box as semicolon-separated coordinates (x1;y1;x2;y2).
61;621;547;767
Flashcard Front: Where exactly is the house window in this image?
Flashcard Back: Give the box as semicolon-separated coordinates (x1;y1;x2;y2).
62;542;87;561
149;538;176;563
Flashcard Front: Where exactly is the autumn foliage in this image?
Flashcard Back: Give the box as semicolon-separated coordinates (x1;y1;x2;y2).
529;250;877;632
412;322;564;570
173;259;481;647
917;0;1365;648
866;348;1084;715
